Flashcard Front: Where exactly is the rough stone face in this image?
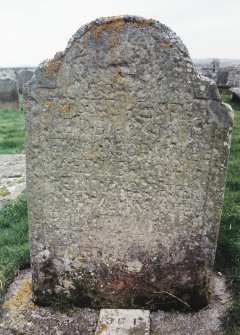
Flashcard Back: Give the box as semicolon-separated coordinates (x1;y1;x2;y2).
24;16;233;310
0;77;19;109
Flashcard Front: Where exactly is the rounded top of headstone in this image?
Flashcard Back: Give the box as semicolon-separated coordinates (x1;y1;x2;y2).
66;15;188;55
28;15;229;108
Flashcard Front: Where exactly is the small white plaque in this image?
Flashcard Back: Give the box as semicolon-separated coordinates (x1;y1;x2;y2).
95;309;150;335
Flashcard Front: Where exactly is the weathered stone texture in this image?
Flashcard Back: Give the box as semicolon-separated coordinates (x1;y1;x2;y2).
0;77;19;109
24;16;233;310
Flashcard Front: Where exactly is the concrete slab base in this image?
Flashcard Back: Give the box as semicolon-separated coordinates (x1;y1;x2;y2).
95;309;150;335
0;270;230;335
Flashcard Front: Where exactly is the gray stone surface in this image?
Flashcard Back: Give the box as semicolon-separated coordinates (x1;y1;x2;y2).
216;68;230;87
0;77;19;110
227;66;240;87
150;274;230;335
230;87;240;103
24;16;233;310
0;154;26;209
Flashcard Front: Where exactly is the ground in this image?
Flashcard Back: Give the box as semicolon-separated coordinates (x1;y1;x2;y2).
0;154;25;209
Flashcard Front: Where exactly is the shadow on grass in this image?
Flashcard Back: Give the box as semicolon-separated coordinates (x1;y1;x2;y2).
215;92;240;335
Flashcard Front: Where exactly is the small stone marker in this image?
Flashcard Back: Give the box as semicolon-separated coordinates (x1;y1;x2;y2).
95;309;150;335
24;16;233;310
0;77;19;110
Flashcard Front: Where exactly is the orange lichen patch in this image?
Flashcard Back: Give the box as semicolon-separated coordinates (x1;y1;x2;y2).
96;323;108;335
43;100;53;109
96;159;104;166
24;132;29;141
131;19;155;28
2;278;35;312
113;70;122;81
43;56;62;79
89;18;124;39
59;105;71;115
23;101;30;111
83;149;97;160
63;80;73;89
162;43;169;49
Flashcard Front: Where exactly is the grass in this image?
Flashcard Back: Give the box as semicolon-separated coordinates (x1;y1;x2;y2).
0;192;30;306
215;91;240;335
0;95;239;333
0;108;25;154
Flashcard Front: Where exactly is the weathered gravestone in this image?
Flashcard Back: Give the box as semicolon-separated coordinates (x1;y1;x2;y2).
15;68;35;94
24;16;233;310
0;77;19;110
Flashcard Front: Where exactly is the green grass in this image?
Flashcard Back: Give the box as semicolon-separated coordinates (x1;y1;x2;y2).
0;108;25;154
0;192;30;304
215;91;240;335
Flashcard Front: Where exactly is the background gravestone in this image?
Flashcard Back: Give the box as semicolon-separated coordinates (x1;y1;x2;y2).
24;16;233;310
0;77;19;110
15;68;35;94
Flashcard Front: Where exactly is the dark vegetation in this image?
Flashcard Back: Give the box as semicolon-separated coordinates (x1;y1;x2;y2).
215;91;240;335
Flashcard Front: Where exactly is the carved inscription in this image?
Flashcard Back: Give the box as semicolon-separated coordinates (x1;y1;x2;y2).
24;16;232;309
95;309;150;335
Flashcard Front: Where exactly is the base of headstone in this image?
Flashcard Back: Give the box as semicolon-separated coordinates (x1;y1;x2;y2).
0;270;230;335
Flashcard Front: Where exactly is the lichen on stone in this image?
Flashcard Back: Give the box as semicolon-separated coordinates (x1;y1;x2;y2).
3;278;34;312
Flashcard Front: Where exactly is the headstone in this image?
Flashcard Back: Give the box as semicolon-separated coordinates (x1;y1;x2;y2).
0;77;19;110
230;87;240;103
217;68;229;87
227;66;240;87
24;16;233;310
15;68;35;94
